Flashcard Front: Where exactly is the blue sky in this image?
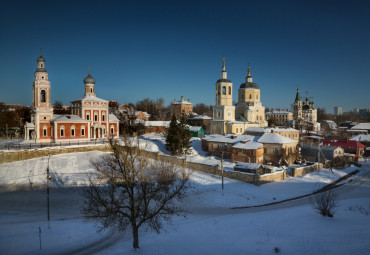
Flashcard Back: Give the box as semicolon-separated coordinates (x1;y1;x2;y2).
0;0;369;113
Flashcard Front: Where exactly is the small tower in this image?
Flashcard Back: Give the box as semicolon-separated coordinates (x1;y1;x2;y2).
293;88;303;128
215;57;233;106
84;66;96;97
32;49;53;142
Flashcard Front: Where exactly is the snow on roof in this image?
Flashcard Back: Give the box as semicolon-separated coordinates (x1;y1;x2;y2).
135;111;150;116
246;127;265;133
323;139;366;149
189;126;202;132
234;162;262;170
301;144;341;152
350;123;370;130
52;114;89;122
202;134;224;141
172;100;192;105
109;114;119;122
257;133;297;144
207;134;255;144
265;110;292;114
73;96;108;103
188;115;212;120
143;121;170;127
350;134;370;142
233;141;263;150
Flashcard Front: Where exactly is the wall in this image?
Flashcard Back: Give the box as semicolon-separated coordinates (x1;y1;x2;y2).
290;163;323;177
0;145;111;164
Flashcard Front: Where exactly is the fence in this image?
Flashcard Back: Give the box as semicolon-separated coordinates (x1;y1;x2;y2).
0;139;110;151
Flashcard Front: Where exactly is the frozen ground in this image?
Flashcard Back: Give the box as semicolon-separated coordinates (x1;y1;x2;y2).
0;135;369;254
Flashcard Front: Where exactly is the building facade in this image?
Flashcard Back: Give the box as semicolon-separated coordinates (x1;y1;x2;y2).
25;52;119;142
293;89;320;131
170;96;193;119
265;110;293;126
210;59;267;135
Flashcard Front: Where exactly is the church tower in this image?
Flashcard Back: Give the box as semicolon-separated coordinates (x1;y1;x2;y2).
215;57;233;106
211;57;235;135
293;88;303;129
32;49;53;142
84;66;96;97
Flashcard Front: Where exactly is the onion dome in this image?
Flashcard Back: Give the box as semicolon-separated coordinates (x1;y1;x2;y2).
239;65;259;89
84;68;96;84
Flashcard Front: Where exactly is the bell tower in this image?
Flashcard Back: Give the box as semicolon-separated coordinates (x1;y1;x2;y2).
215;57;233;106
32;49;53;142
84;66;96;97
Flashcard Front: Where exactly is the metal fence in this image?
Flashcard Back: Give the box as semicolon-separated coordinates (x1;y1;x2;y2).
0;139;110;151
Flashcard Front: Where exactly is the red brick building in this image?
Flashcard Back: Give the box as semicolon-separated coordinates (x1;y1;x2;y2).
24;52;119;142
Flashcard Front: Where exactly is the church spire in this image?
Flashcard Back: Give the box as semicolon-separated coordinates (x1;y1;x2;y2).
246;63;253;83
221;56;227;79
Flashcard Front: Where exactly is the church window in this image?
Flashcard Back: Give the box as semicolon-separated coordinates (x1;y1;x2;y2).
228;87;231;95
71;125;75;136
86;113;90;120
91;88;93;93
110;125;114;135
257;116;259;120
81;126;85;136
102;113;105;122
41;64;43;68
41;90;46;103
94;112;98;121
43;126;47;136
222;86;226;95
60;126;65;137
249;94;252;99
42;76;44;79
217;87;220;95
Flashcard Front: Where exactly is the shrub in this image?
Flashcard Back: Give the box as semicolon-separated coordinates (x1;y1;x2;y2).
312;189;339;217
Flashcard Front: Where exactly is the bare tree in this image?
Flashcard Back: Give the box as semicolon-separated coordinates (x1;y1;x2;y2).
81;138;191;249
311;189;339;217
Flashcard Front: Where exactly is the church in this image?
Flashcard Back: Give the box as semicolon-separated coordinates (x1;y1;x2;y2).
24;52;119;143
293;89;320;131
210;58;268;135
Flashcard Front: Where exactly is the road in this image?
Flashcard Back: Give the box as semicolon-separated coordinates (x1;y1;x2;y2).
1;163;369;254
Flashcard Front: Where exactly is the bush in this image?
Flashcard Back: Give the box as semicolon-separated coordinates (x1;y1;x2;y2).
312;189;339;217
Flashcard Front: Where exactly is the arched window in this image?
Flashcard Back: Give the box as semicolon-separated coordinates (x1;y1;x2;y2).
102;112;105;122
222;86;226;95
43;126;47;136
86;112;90;120
94;112;98;121
91;88;93;93
81;126;85;136
60;125;65;137
217;87;220;95
41;90;46;103
228;86;231;95
110;125;114;135
71;125;75;136
249;94;252;99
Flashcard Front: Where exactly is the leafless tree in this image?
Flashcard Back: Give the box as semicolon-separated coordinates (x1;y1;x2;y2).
81;138;191;249
311;189;339;217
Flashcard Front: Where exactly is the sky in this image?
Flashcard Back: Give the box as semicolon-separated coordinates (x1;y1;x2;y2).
0;0;369;113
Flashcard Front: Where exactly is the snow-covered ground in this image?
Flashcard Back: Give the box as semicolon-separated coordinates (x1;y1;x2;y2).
0;134;369;254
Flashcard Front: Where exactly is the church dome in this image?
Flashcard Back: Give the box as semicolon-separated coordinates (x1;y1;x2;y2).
37;56;45;62
239;82;259;89
84;72;96;84
217;78;231;83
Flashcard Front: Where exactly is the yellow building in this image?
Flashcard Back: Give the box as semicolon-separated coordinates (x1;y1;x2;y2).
235;66;267;126
211;61;267;135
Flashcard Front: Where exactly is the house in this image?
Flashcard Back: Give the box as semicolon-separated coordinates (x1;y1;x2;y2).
350;134;370;147
187;115;212;134
323;139;366;156
170;96;193;119
232;141;263;163
300;144;344;162
135;111;150;121
265;110;293;126
234;162;278;174
138;121;170;134
245;127;299;141
206;134;255;159
257;132;298;166
189;126;204;138
348;123;370;135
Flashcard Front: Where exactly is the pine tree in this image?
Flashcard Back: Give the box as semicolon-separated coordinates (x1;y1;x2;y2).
179;114;192;155
165;114;181;155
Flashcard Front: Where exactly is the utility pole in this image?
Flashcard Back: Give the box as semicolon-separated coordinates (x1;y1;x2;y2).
221;150;224;196
47;154;50;228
